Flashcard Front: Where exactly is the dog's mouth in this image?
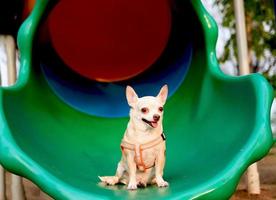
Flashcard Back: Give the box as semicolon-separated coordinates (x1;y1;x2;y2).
142;118;158;128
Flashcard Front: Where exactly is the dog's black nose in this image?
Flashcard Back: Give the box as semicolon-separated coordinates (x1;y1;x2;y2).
153;114;160;121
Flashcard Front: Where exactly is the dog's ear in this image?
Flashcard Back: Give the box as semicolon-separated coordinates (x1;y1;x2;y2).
157;84;168;104
126;86;138;107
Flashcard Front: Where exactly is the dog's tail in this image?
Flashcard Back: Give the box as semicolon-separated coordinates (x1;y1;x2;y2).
98;176;119;186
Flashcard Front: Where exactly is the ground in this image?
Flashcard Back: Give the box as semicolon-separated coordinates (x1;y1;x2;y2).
231;146;276;200
4;146;276;200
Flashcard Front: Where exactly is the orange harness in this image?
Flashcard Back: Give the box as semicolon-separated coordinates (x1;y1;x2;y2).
120;133;166;172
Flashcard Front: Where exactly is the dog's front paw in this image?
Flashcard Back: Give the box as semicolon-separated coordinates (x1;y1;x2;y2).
157;179;169;187
127;182;137;190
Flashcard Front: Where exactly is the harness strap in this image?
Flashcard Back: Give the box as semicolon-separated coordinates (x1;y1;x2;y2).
120;133;166;172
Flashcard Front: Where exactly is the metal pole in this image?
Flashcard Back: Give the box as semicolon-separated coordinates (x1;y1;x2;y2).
234;0;250;75
0;166;5;200
5;35;26;200
234;0;260;195
5;35;17;85
11;174;25;200
247;163;261;194
0;35;6;200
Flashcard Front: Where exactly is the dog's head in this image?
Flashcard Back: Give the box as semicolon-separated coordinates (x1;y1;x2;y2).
126;85;168;130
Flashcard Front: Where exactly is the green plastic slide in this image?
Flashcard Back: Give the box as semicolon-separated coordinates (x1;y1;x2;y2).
0;0;274;199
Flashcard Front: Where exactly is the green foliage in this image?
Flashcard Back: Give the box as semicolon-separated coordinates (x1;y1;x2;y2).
215;0;276;92
263;71;276;96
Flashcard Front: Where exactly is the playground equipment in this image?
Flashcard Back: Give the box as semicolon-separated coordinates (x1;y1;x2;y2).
0;0;275;199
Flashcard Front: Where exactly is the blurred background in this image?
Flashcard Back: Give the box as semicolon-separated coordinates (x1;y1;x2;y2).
202;1;276;199
0;0;275;199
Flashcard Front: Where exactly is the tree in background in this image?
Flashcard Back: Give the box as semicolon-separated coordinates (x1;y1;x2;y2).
215;0;276;94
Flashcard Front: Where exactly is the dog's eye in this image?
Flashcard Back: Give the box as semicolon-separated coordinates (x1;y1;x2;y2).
159;107;163;112
141;107;149;114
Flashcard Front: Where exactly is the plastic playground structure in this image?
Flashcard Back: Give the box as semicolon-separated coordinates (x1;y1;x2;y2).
0;0;275;199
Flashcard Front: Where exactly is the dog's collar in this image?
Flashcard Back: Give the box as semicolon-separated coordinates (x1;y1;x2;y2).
121;132;166;150
120;133;166;171
161;132;166;141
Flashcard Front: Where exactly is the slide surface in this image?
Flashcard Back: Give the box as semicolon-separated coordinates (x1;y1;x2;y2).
0;0;274;199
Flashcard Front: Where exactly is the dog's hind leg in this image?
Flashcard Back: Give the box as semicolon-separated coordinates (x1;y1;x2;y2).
99;160;125;185
115;161;125;180
98;176;119;186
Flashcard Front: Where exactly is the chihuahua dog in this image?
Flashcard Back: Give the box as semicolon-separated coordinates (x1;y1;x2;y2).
99;85;169;190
